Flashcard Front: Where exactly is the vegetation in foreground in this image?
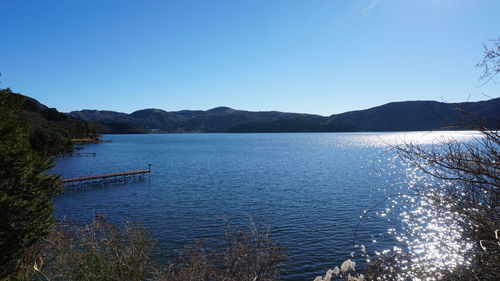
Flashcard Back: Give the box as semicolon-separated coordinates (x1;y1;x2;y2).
0;88;101;279
0;90;63;279
12;215;286;281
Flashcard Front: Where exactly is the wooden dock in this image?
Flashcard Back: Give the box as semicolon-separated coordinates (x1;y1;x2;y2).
71;152;97;157
62;165;151;189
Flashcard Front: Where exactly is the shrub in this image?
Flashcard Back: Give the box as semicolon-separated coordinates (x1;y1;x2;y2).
156;219;287;281
23;215;155;281
394;127;499;280
18;216;286;281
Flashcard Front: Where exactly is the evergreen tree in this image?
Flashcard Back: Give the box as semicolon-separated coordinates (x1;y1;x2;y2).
0;89;63;279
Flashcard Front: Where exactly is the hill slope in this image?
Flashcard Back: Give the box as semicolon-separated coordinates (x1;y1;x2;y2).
69;107;312;133
1;88;100;154
68;98;500;133
330;98;500;131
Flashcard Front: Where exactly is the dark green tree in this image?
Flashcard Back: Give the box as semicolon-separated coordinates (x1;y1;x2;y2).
0;89;63;279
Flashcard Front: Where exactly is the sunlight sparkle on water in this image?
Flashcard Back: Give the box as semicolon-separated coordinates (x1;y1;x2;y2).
371;131;480;280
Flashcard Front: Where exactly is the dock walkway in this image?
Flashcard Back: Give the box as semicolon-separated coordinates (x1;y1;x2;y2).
71;152;97;157
62;165;151;189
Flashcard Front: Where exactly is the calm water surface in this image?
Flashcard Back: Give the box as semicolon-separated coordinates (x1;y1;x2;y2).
52;132;479;280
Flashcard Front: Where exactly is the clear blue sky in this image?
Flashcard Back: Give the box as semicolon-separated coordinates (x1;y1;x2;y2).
1;0;499;116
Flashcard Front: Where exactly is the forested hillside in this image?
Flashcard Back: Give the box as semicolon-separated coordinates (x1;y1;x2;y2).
0;88;100;154
69;98;500;133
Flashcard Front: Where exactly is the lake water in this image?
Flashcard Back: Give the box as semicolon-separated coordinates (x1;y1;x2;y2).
52;132;479;280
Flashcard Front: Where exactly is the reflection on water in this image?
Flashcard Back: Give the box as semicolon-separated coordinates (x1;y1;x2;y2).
371;192;477;281
399;198;475;279
369;131;481;280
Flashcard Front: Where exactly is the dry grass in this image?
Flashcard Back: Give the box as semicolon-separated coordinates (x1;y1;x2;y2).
13;214;154;281
11;215;286;281
156;220;287;281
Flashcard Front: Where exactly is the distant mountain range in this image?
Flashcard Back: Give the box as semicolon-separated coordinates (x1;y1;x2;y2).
68;98;500;133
